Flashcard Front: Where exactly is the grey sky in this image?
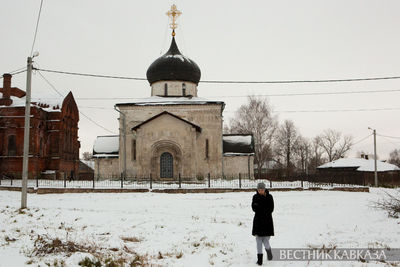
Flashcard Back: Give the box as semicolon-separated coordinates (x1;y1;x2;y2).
1;0;400;160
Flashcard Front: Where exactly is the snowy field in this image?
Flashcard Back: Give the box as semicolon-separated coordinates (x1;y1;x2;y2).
0;188;399;266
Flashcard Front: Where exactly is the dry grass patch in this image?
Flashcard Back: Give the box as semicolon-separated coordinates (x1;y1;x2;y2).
31;235;96;257
121;236;141;243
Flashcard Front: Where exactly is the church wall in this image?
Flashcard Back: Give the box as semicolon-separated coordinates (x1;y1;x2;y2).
151;81;197;97
118;104;224;178
223;155;254;178
94;157;120;179
133;114;197;178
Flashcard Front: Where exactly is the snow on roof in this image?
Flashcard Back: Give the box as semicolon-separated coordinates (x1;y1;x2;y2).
80;160;95;170
116;96;224;106
0;95;63;112
93;135;119;155
223;152;254;157
41;170;56;174
223;134;254;154
92;154;119;158
223;135;252;145
317;158;400;172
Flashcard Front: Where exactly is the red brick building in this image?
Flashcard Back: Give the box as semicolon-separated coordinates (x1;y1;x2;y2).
0;73;80;179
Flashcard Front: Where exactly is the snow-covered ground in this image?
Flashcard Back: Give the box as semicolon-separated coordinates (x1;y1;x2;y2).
0;188;399;266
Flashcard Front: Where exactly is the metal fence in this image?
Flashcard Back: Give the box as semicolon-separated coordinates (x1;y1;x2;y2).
0;174;365;190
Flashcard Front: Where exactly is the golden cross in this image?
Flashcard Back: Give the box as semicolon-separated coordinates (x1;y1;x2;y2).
166;4;182;36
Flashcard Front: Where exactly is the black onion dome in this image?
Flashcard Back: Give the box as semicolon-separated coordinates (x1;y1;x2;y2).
146;37;201;85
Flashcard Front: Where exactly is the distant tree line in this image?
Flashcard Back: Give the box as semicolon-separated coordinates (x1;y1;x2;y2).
225;96;355;179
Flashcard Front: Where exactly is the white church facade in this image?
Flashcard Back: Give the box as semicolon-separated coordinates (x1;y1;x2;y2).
93;5;254;180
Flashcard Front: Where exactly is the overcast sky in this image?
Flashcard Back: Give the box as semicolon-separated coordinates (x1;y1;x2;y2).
1;0;400;160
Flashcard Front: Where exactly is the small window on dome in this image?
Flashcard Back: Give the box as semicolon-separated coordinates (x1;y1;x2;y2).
164;83;168;96
182;83;186;96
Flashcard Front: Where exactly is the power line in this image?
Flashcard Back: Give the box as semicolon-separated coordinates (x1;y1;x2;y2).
35;68;147;81
377;134;400;140
45;104;400;114
35;67;400;84
214;89;400;98
10;67;27;74
202;76;400;84
379;135;400;146
30;0;44;56
274;107;400;113
37;71;64;96
31;88;400;100
0;69;27;79
352;134;373;146
37;70;117;134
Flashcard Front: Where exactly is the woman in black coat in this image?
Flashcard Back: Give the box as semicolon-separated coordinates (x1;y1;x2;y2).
252;182;274;265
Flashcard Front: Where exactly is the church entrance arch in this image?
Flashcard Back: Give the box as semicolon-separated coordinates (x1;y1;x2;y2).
151;140;182;179
160;152;173;178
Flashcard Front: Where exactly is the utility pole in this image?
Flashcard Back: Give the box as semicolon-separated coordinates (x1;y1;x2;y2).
368;127;378;187
21;55;36;208
114;106;127;179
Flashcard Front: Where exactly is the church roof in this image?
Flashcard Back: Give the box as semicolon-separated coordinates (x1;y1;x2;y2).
93;135;119;158
146;37;201;85
131;111;201;132
116;96;224;107
223;134;255;155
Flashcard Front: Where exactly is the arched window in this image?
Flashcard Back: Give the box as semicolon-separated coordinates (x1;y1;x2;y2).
205;139;209;159
40;139;43;156
131;140;136;161
160;152;173;178
182;83;186;96
164;83;168;96
7;135;17;156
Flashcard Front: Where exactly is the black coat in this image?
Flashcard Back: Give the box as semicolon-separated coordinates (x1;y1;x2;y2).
252;190;274;236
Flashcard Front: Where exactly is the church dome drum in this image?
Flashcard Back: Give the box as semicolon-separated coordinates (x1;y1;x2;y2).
146;37;201;85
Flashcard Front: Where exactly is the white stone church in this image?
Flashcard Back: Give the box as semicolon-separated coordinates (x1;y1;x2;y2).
93;6;254;180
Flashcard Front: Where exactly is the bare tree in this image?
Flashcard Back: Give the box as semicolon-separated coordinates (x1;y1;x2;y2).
317;129;353;162
82;152;93;160
308;136;326;170
371;189;400;218
389;149;400;167
295;136;311;174
275;120;299;178
223;124;231;134
229;96;278;178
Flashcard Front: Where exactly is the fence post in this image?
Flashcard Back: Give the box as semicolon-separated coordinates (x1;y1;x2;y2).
121;174;123;189
269;179;272;188
208;173;211;188
92;175;95;189
150;174;152;189
239;173;242;189
0;177;1;186
301;178;303;188
64;173;66;188
178;173;181;189
11;177;13;186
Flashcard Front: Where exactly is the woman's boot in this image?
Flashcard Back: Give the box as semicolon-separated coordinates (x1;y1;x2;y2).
266;248;273;260
257;254;263;265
